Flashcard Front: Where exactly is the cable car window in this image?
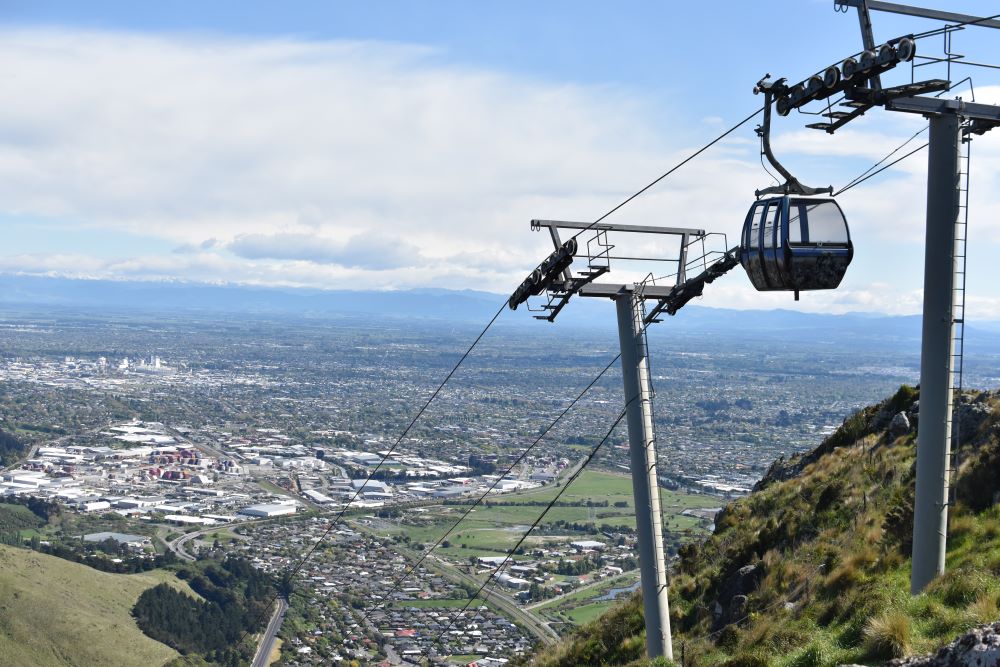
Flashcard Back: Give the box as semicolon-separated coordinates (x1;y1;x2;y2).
788;202;805;243
801;201;848;244
748;204;764;250
762;202;779;249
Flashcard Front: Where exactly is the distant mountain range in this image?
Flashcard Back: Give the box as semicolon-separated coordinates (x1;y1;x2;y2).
1;274;998;348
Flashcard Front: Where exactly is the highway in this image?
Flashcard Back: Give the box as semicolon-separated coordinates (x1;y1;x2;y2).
251;597;288;667
166;525;220;561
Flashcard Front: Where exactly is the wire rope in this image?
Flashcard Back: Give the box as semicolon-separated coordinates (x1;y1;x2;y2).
236;301;507;649
911;12;1000;41
357;352;623;625
433;404;631;645
834;142;928;196
566;107;764;243
835;123;928;195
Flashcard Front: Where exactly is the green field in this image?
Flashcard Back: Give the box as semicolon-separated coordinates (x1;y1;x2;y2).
564;601;614;625
0;544;181;667
361;469;722;631
379;469;721;559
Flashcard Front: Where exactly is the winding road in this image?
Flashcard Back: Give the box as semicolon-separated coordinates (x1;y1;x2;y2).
251;597;288;667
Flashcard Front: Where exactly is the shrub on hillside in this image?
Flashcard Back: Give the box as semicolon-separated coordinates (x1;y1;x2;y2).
863;609;911;659
928;566;992;607
956;439;1000;512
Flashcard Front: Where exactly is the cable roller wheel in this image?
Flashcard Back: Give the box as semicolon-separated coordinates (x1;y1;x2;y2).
823;66;840;89
896;37;915;62
877;44;896;66
841;57;859;80
859;49;876;72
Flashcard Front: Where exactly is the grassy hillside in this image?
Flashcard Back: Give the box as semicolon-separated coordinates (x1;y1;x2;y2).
0;544;185;667
532;386;1000;666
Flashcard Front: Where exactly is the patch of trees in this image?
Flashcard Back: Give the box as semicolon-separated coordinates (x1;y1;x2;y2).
0;498;56;546
468;454;498;475
536;519;601;535
696;399;731;412
0;428;29;466
528;581;557;601
0;503;45;533
133;556;278;666
554;556;602;576
445;499;612;508
5;495;61;521
37;541;178;574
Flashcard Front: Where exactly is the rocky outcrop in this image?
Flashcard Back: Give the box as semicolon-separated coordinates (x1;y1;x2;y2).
890;412;911;438
953;393;994;445
884;621;1000;666
711;563;761;629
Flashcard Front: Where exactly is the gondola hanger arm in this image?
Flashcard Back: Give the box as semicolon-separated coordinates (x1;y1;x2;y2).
754;75;834;198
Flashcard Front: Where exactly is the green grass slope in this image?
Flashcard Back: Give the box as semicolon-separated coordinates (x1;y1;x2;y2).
531;386;1000;667
0;544;182;667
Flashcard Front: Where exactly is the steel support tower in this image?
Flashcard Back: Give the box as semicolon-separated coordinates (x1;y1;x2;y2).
617;290;672;658
516;219;725;660
912;112;961;592
822;0;1000;592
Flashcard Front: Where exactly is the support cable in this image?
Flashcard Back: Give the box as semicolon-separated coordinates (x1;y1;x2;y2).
566;107;764;243
836;124;928;194
433;404;631;646
357;353;622;623
834;142;928;196
236;302;507;649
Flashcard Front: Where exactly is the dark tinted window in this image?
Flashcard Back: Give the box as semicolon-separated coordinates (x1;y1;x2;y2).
788;200;848;244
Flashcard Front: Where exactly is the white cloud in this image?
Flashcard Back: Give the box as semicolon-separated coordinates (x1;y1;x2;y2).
1;27;1000;317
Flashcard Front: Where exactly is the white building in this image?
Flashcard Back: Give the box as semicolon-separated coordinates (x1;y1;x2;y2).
238;503;297;518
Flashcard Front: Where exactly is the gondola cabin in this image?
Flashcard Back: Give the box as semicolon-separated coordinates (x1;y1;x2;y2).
740;196;853;294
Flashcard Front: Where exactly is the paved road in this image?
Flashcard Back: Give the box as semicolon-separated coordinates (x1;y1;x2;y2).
166;525;218;561
525;570;637;610
426;554;560;644
251;597;288;667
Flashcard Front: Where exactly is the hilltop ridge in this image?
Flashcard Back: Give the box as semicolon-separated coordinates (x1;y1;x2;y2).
0;543;181;667
529;386;1000;666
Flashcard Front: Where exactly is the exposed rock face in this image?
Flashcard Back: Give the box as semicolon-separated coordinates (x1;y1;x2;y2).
711;564;761;629
880;621;1000;666
890;412;911;438
953;394;993;445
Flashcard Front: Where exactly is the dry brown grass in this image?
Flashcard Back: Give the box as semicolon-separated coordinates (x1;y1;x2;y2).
864;609;912;659
969;590;1000;623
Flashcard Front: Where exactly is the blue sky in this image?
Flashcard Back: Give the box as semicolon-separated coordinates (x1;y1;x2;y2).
2;1;999;315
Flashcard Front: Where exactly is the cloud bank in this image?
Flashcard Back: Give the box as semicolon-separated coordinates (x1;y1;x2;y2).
1;28;999;316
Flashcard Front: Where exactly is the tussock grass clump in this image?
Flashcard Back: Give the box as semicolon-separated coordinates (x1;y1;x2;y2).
822;546;876;595
863;609;911;659
787;640;829;667
948;512;977;545
969;590;1000;623
719;651;770;667
928;566;991;607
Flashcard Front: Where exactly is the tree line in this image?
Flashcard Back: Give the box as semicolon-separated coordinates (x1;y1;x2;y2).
132;556;281;666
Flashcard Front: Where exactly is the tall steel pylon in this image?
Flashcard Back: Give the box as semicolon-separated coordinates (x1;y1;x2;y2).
510;218;739;659
781;0;1000;593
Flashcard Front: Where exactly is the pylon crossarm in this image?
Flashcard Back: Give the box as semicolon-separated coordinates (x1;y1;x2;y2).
645;248;740;324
